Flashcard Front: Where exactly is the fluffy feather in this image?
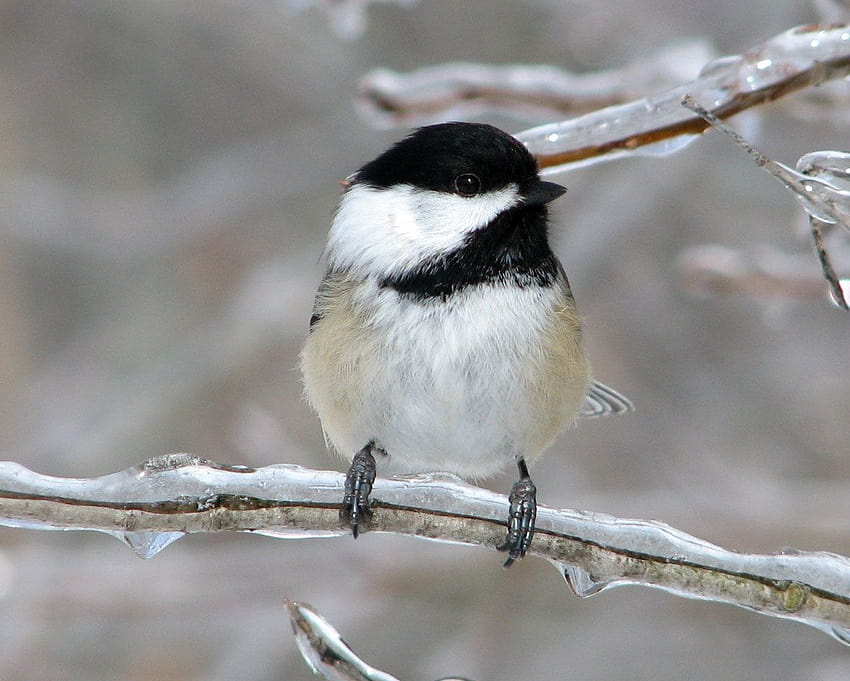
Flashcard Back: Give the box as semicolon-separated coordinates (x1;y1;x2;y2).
301;272;588;478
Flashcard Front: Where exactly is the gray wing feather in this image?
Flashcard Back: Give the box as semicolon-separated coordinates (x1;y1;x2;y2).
580;380;633;418
308;270;339;331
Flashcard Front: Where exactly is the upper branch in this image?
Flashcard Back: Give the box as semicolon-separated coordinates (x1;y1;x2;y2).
521;23;850;172
358;23;850;174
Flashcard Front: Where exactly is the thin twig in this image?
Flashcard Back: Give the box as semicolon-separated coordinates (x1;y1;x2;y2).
810;217;850;309
682;94;850;308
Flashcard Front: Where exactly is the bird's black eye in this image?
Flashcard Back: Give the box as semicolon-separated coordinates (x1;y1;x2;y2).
453;173;481;197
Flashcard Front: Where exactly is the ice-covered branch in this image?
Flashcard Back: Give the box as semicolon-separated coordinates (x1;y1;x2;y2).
358;40;714;128
287;600;406;681
522;22;850;172
682;96;850;231
358;23;850;174
1;455;849;646
681;95;850;308
288;600;470;681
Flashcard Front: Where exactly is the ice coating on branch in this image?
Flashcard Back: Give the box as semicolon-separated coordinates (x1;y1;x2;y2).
798;151;850;308
0;457;355;551
516;24;850;173
356;24;850;171
114;531;186;559
287;600;402;681
679;94;850;308
357;40;714;128
556;556;850;646
796;151;850;227
1;458;849;645
751;151;850;228
681;96;850;229
287;600;482;680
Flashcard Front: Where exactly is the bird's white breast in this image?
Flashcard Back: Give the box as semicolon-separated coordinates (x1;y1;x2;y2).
301;277;588;479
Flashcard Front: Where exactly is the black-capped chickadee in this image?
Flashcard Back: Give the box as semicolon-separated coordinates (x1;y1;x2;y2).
301;122;631;566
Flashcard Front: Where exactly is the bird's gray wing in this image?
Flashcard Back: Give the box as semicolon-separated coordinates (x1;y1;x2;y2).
579;380;634;418
308;270;340;331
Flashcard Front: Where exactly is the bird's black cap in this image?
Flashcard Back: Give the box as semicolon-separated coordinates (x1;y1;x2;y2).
355;122;541;194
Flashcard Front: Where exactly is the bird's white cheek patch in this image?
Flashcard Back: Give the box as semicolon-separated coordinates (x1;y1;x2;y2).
411;185;520;245
326;184;521;277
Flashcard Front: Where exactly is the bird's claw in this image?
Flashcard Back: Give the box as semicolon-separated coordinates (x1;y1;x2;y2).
496;475;537;568
340;442;379;537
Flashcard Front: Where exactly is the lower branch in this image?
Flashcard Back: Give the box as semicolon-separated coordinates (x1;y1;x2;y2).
0;454;848;645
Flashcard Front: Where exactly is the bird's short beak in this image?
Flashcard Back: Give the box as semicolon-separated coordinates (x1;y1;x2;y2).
522;180;567;207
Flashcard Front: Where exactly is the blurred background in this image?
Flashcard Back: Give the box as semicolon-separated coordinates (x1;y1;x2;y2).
0;1;848;679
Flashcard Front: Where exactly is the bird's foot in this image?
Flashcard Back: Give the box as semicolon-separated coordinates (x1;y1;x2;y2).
340;442;380;537
496;458;537;568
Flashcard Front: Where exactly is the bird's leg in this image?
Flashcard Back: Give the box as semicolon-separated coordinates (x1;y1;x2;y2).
340;441;380;538
496;457;537;568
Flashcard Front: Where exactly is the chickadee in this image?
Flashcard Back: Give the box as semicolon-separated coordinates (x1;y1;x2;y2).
301;122;631;566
